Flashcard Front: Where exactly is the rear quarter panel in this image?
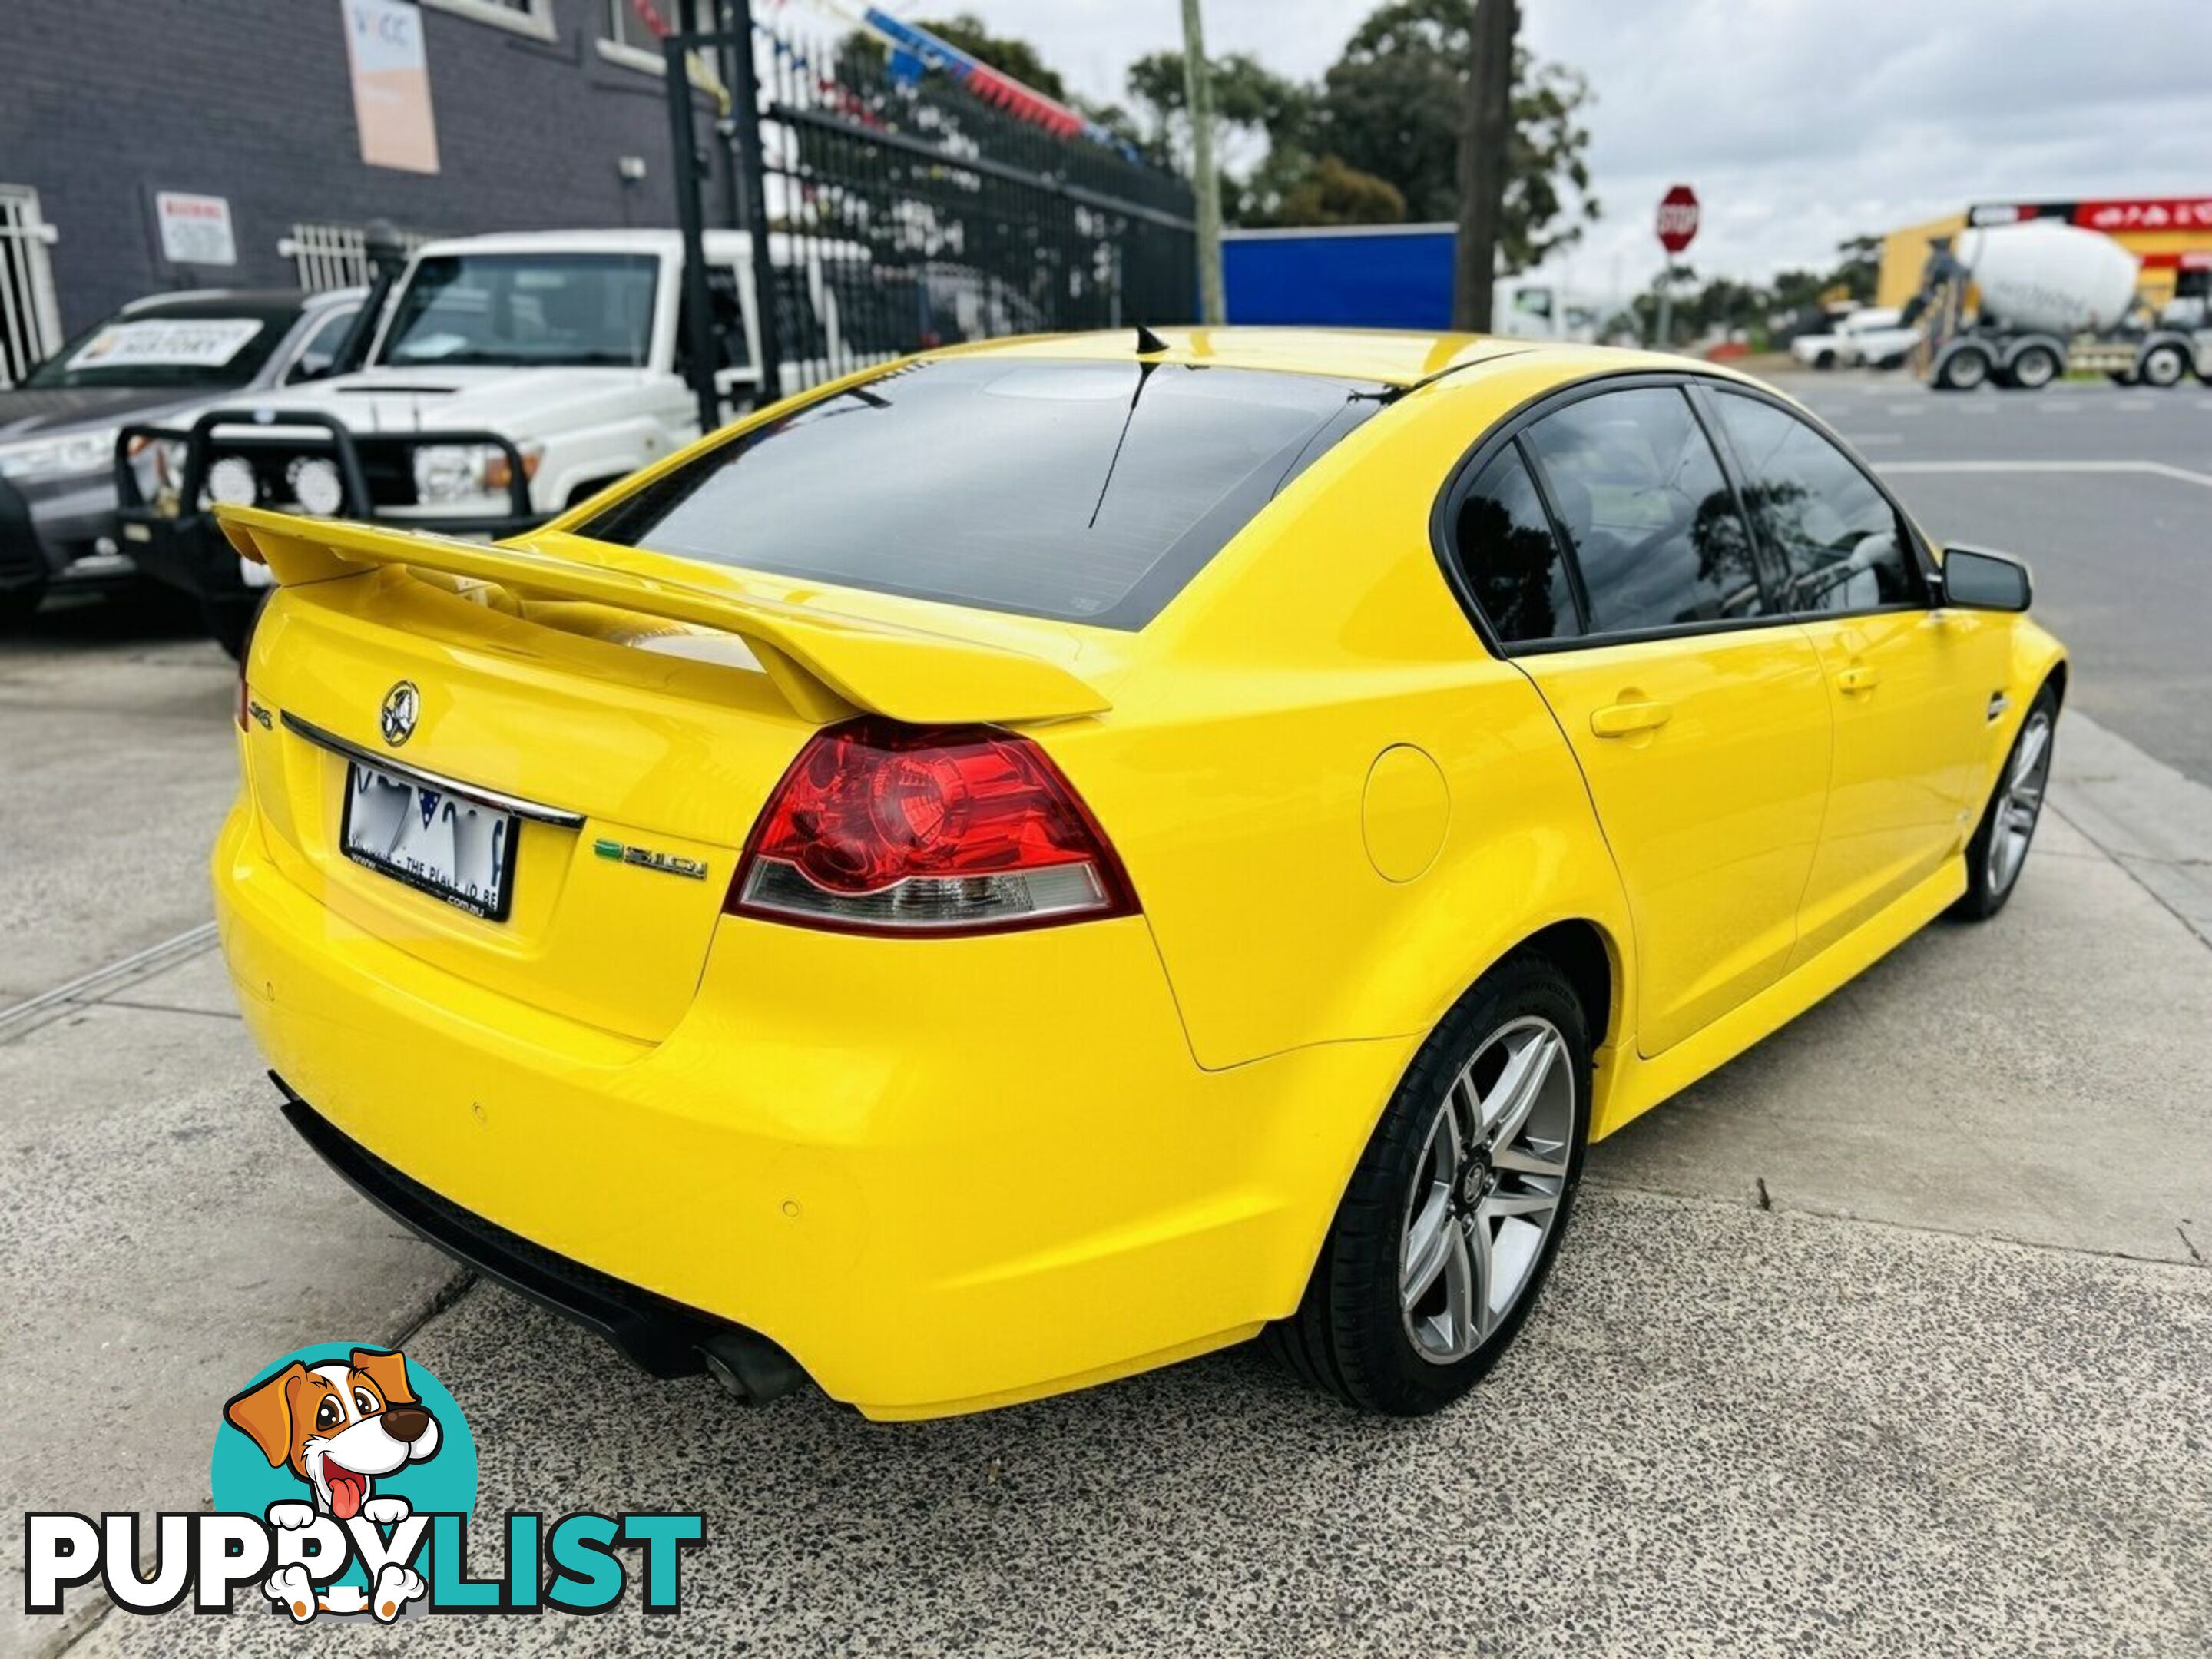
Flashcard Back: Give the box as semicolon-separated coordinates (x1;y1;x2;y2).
1045;359;1638;1075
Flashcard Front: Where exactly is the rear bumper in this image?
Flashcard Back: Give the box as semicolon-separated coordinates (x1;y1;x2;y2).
214;798;1406;1419
277;1081;770;1379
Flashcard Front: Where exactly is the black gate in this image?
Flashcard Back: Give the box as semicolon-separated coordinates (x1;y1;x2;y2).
663;5;1195;426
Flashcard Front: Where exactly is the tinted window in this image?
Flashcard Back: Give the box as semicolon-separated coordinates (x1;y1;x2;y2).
378;253;657;369
1522;387;1763;633
1455;444;1579;644
677;265;753;377
24;300;299;389
284;306;359;383
1709;392;1924;613
584;357;1381;628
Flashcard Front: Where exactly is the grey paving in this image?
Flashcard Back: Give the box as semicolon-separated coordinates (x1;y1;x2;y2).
90;941;242;1018
0;1002;458;1659
0;602;239;999
1588;790;2212;1266
2048;710;2212;950
60;1190;2212;1659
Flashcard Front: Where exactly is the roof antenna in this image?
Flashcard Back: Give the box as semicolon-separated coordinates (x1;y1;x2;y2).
1133;323;1169;356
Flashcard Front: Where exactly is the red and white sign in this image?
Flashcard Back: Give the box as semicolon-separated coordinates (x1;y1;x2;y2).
2071;197;2212;233
1655;184;1700;255
154;193;237;267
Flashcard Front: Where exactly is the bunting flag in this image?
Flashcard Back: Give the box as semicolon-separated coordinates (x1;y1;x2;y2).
799;2;1141;159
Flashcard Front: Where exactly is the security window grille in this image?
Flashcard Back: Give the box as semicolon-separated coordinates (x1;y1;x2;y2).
282;223;431;293
0;186;63;389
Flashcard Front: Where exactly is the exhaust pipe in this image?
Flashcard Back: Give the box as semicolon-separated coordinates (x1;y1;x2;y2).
696;1329;803;1405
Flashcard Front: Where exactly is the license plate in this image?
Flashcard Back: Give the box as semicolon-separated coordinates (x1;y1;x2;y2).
341;761;519;921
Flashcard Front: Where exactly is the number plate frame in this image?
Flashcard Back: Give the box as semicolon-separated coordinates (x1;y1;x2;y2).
339;760;521;922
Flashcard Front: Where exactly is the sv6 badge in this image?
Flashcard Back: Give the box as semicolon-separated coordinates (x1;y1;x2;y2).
593;839;709;881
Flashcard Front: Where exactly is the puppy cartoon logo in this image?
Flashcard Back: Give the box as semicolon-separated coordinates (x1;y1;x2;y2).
223;1348;445;1621
22;1340;700;1624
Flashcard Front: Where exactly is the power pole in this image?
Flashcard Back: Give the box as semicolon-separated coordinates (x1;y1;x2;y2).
1451;0;1518;333
1181;0;1225;325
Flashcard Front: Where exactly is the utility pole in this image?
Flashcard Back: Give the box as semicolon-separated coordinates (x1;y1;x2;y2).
1451;0;1518;333
1181;0;1224;325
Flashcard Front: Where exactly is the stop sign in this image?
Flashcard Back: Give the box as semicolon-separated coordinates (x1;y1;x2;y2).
1656;184;1700;255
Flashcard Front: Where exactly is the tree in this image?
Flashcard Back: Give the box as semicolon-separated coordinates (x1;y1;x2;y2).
1452;0;1516;331
1124;49;1315;174
1315;0;1596;270
1274;156;1406;227
1831;233;1882;303
909;14;1069;101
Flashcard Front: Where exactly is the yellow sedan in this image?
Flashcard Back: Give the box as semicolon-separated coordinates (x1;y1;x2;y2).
211;329;2065;1419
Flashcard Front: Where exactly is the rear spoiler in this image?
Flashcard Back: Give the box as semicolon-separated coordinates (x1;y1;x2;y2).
214;505;1109;726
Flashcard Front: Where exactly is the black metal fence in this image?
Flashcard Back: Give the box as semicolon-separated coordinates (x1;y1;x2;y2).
664;6;1195;420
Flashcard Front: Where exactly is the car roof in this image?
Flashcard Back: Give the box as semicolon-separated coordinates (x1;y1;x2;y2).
119;288;349;317
930;327;1720;390
411;228;858;262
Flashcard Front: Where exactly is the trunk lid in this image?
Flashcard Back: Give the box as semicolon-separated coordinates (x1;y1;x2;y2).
223;507;1113;1043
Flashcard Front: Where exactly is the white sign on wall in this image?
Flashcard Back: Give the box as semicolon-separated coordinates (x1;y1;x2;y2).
343;0;441;174
154;192;238;267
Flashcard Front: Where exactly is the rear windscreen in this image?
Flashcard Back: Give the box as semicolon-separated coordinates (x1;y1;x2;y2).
581;356;1385;628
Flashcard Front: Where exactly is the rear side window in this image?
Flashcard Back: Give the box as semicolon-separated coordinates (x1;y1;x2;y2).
1455;445;1581;644
1707;391;1925;614
1521;387;1763;634
584;357;1383;628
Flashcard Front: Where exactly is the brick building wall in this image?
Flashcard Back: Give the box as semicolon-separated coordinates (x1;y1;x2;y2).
0;0;730;333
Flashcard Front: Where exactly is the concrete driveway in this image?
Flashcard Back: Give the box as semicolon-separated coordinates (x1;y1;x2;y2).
5;451;2210;1655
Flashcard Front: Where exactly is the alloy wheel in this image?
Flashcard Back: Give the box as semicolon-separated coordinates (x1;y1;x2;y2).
1988;710;2052;896
1399;1017;1575;1364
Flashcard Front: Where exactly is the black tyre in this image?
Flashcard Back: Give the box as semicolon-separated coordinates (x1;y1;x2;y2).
2139;343;2189;389
0;579;43;632
1812;349;1836;371
2006;343;2061;389
1271;952;1591;1415
1952;685;2058;921
1932;345;1993;391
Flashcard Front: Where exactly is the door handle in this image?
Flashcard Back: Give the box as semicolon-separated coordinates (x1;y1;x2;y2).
1590;699;1673;738
1836;664;1880;695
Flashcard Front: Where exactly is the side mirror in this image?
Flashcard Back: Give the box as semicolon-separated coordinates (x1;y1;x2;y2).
1940;545;2032;612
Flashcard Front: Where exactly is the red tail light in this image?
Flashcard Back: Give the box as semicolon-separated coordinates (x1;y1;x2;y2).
730;719;1137;935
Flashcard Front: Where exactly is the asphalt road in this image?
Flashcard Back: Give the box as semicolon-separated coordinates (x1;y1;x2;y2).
4;384;2210;1656
1787;371;2212;786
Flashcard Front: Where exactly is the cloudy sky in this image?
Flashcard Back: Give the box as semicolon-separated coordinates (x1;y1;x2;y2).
917;0;2211;295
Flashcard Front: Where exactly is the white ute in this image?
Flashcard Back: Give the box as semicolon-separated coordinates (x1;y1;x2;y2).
1790;306;1919;371
211;227;877;540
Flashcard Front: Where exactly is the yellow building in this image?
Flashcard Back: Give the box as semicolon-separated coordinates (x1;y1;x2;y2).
1878;197;2212;313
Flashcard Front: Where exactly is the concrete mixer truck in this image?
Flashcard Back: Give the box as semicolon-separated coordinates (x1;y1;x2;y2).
1908;219;2212;390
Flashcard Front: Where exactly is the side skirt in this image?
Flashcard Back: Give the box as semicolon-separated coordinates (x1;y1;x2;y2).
1588;856;1967;1141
